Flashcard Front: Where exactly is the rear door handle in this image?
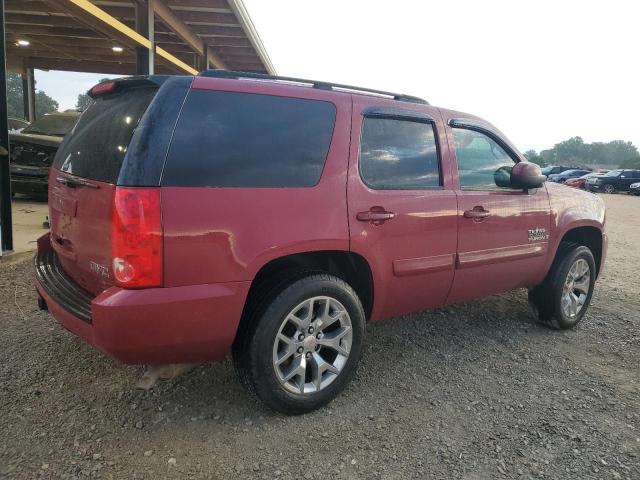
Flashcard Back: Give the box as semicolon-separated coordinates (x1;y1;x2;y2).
463;207;491;220
357;209;396;225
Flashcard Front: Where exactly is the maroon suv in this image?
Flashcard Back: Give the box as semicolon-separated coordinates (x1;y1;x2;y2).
35;71;607;414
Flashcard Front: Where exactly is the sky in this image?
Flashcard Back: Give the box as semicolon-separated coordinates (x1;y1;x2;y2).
34;0;640;153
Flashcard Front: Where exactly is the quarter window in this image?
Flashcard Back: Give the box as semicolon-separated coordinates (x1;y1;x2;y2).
452;128;515;190
359;117;440;190
163;90;336;187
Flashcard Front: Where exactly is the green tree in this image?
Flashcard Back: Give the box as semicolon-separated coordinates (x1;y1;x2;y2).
523;149;545;166
620;156;640;169
5;72;59;120
5;72;26;119
76;78;111;111
539;136;639;167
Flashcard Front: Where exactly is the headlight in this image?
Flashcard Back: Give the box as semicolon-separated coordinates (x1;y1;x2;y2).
631;182;640;188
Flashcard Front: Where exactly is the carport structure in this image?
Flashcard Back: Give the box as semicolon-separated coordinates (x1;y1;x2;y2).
0;0;275;253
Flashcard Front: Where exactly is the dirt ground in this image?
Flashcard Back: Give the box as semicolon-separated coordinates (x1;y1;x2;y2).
1;194;638;480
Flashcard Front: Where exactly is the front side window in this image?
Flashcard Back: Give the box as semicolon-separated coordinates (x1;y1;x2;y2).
452;128;515;190
359;117;440;190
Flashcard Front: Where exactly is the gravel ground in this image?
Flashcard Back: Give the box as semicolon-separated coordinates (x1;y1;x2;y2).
1;194;638;480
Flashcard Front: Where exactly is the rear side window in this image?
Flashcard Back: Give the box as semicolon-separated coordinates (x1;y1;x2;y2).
359;117;440;190
53;87;158;183
162;90;336;187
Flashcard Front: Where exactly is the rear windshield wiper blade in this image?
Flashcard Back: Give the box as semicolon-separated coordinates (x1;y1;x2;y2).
56;176;100;189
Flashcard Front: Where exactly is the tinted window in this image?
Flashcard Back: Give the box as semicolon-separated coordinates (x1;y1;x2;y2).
452;128;515;189
163;90;336;187
359;117;439;190
605;170;622;177
23;113;79;136
53;87;158;183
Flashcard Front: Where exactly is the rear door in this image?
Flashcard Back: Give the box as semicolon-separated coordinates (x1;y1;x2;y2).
348;98;457;321
444;119;551;304
49;83;160;294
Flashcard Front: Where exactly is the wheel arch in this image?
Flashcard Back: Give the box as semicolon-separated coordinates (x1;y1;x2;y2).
557;224;604;277
234;250;375;347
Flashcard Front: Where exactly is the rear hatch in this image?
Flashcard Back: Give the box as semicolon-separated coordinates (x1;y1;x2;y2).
49;80;160;295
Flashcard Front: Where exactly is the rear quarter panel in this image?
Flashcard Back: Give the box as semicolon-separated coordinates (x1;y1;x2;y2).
162;79;352;286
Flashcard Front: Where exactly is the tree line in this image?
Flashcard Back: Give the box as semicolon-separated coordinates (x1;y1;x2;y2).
5;72;59;120
524;136;640;169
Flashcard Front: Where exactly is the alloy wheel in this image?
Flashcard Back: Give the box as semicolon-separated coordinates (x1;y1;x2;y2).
560;258;591;318
272;296;353;394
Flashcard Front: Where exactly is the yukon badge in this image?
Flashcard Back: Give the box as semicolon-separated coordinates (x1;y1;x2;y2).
528;227;548;242
90;261;111;279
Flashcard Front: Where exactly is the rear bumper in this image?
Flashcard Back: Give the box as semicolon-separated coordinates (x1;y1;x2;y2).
34;234;250;364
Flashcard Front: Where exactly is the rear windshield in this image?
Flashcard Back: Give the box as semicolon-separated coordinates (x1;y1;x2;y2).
23;114;78;136
162;90;336;187
53;87;158;183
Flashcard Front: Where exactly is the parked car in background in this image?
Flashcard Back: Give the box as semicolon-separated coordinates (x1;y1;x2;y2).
586;169;640;194
9;111;80;197
547;169;592;183
630;182;640;195
9;117;30;133
34;73;607;414
541;165;581;176
565;172;606;190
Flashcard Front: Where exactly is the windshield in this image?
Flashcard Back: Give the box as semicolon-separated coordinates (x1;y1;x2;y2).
541;167;554;174
605;170;622;177
53;86;158;183
22;114;79;136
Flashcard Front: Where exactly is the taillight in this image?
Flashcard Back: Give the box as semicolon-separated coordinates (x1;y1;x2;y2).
111;188;162;288
89;80;117;97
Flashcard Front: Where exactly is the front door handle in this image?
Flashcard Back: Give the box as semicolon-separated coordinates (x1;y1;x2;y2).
463;207;491;220
357;208;396;225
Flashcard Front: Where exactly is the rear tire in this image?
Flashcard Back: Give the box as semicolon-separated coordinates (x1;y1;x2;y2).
528;243;596;330
233;274;365;414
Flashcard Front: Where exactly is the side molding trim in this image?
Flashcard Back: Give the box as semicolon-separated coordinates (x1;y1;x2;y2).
393;253;455;277
457;243;547;269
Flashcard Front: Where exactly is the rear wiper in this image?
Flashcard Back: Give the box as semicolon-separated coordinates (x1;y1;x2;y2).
56;176;99;189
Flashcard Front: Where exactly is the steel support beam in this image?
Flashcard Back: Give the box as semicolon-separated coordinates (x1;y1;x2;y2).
1;0;14;253
134;0;149;75
152;0;225;70
26;67;35;121
147;0;154;74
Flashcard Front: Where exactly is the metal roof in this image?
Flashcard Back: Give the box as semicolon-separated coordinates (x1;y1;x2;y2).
4;0;275;75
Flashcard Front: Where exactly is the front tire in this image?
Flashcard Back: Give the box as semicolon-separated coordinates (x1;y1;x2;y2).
528;243;596;330
603;184;615;194
234;274;365;414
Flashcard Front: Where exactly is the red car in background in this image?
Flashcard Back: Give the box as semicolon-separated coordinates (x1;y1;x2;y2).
565;172;608;190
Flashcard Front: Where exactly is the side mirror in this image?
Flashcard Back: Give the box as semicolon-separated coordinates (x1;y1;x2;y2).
510;161;546;190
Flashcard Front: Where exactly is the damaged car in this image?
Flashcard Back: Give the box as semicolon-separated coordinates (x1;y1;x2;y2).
9;111;80;197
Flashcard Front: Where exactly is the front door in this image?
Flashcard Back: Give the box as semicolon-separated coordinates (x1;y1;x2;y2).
444;123;551;304
348;98;458;321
